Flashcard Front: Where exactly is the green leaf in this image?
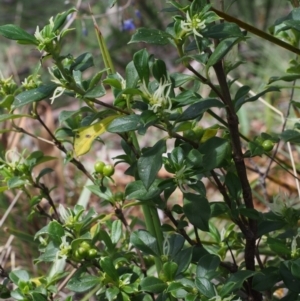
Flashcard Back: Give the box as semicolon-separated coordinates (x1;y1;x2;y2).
0;284;10;299
138;140;166;189
36;241;59;263
174;90;201;106
176;98;224;122
274;7;300;27
73;70;84;90
130;28;173;45
252;267;280;291
207;37;242;68
26;151;56;168
257;219;287;237
138;110;158;135
111;220;122;244
234;86;280;112
9;270;30;285
166;282;185;296
291;260;300;278
152;59;167;82
100;257;119;282
86;185;113;201
36;168;54;183
133;49;150;84
195;277;215;298
140;277;167;293
225;172;241;200
71;52;94;72
0;24;38;45
162;262;178;281
200;137;231;170
170;73;194;87
0;94;15;109
130;230;159;256
280;261;300;293
107;115;141;133
280;129;300;143
282;19;300;32
125;179;163;201
0;114;30;122
218;282;236;297
183;193;211;231
31;292;47;301
106;287;120;301
48;221;64;245
267;237;291;256
58;107;92;124
222;270;257;294
98;230;114;252
14;84;57;108
109;0;117;7
268;74;300;84
7;177;26;189
66;275;100;293
125;61;139;89
84;84;106;98
202;22;244;39
173;247;193;274
170;146;185;167
196;254;220;279
238;208;260;220
53;8;76;32
167;233;185;258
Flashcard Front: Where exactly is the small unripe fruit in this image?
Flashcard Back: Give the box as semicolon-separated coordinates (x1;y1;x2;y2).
80;241;91;250
77;247;88;257
114;192;124;202
183;129;197;140
262;140;274;152
87;248;98;259
73;250;84;261
102;164;115;177
94;161;105;174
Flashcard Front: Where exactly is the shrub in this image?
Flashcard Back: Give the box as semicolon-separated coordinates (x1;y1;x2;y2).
1;1;300;300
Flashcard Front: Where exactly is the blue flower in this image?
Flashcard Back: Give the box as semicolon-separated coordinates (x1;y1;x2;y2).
122;19;136;31
135;9;142;19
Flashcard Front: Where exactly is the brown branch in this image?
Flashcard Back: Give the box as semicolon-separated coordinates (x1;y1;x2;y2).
211;7;300;56
212;61;260;300
164;208;197;246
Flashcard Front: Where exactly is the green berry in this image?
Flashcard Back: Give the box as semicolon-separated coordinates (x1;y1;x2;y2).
183;129;197;140
73;249;84;261
94;161;105;174
102;164;115;177
262;140;274;152
114;192;124;202
17;163;28;173
77;246;88;257
87;248;98;259
80;241;91;250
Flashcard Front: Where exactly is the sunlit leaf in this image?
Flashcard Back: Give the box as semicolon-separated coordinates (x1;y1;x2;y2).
74;115;118;156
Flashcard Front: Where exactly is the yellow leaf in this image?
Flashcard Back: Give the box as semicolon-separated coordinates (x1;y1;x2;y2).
31;277;42;286
74;115;119;156
200;128;218;143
